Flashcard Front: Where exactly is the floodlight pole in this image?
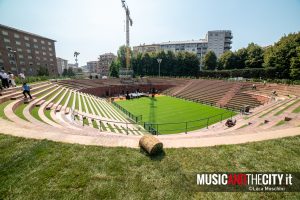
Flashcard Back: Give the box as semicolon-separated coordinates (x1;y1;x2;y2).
157;58;162;77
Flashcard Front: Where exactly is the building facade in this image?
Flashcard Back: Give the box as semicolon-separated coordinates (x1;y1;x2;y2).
0;24;58;76
87;61;98;74
133;30;232;58
56;57;68;75
207;30;232;58
133;44;160;56
98;53;116;77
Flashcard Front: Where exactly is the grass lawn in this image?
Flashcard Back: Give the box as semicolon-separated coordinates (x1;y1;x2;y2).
30;107;44;123
293;105;300;113
116;96;235;134
44;110;56;123
67;92;74;108
0;100;13;121
14;103;29;121
0;134;299;199
274;99;300;116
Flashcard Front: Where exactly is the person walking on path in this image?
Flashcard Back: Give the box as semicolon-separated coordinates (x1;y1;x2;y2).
22;82;32;99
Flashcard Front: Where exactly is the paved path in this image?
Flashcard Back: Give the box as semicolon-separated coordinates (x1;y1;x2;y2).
1;117;299;148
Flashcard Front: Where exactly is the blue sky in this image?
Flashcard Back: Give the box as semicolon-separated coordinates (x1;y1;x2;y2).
0;0;300;66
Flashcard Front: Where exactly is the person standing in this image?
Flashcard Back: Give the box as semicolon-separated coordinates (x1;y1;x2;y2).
19;72;25;80
0;70;4;90
22;82;32;99
1;70;10;88
8;72;16;87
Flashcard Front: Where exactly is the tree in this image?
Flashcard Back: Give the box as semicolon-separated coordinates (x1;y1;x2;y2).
264;32;300;79
218;51;238;70
203;51;217;70
290;47;300;80
62;68;68;77
110;60;120;78
245;43;264;68
117;45;132;69
67;67;75;77
235;48;248;69
37;66;49;76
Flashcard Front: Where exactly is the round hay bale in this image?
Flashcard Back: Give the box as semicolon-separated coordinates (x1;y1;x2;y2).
139;135;163;155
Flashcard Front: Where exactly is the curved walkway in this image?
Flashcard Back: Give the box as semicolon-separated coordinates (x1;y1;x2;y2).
1;117;299;148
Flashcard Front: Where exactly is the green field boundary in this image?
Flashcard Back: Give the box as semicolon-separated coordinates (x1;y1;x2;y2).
115;96;236;135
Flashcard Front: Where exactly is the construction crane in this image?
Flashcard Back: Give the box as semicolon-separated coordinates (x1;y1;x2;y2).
121;0;133;70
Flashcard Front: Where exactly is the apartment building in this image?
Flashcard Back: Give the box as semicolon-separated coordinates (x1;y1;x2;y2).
0;24;58;76
87;61;98;73
56;57;68;75
133;30;232;58
98;53;116;77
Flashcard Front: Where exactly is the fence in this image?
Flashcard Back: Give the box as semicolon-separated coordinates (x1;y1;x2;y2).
112;101;142;123
143;111;235;135
70;109;147;135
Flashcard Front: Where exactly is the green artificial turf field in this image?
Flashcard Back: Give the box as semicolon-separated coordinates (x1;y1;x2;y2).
116;95;235;134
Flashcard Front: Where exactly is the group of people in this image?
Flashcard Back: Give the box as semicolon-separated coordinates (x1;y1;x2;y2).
0;70;26;90
0;70;31;99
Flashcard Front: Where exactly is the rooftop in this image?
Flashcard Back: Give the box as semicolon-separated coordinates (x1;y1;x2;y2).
0;24;56;42
160;39;207;45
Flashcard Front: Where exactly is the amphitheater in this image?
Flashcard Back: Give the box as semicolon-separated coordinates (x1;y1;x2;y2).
1;77;299;148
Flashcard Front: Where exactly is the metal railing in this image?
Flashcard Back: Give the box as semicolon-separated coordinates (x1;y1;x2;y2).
112;101;142;123
143;111;235;135
70;108;147;135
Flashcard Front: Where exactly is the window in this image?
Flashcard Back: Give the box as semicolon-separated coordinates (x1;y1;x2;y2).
42;46;46;50
24;36;29;41
34;44;38;49
36;62;40;65
25;43;30;48
19;54;24;59
42;52;46;55
49;53;53;56
49;47;52;51
28;56;32;59
36;57;40;60
14;33;20;38
35;51;39;54
17;48;22;52
48;41;51;45
33;38;37;42
43;57;47;61
50;58;53;61
27;49;31;53
2;30;8;35
20;61;25;65
16;41;21;45
41;40;45;44
29;62;33;65
4;38;10;43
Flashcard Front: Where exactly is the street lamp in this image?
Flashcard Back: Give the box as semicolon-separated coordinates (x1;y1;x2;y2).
8;48;18;74
157;58;162;77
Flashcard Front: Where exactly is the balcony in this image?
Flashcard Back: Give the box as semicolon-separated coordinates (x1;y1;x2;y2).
225;39;232;44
